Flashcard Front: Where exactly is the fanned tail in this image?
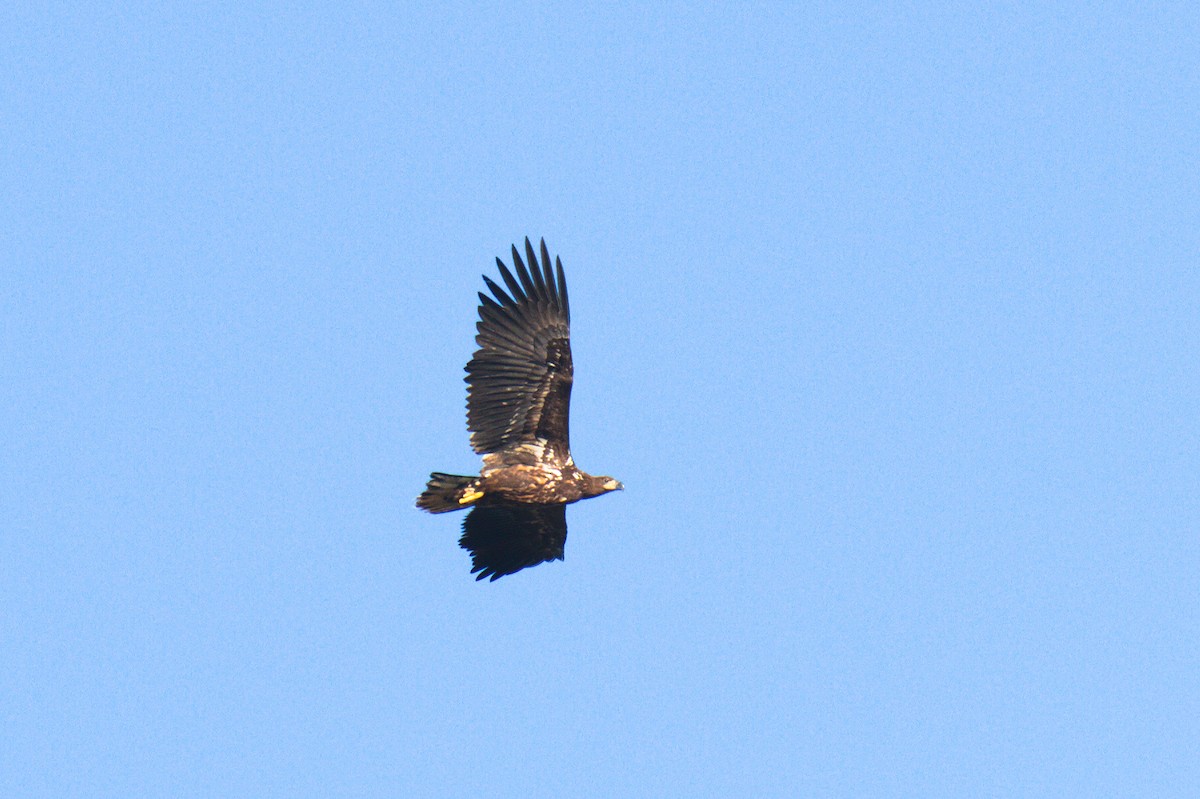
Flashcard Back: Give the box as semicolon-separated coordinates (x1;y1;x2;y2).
417;473;483;513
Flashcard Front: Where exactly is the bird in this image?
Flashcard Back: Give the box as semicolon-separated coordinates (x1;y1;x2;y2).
417;238;622;581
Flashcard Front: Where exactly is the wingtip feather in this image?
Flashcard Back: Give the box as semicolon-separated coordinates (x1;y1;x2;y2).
556;257;569;321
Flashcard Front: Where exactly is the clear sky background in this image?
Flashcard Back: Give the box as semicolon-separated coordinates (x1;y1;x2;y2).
3;3;1197;797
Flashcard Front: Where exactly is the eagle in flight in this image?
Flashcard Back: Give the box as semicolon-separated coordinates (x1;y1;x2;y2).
417;238;622;580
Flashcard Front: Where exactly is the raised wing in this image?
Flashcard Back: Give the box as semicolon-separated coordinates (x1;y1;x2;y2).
465;238;572;457
459;503;568;581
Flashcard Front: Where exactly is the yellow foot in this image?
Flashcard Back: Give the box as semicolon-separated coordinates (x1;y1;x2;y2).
458;489;484;504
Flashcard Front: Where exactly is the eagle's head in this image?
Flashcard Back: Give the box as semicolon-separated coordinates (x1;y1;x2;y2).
582;474;624;497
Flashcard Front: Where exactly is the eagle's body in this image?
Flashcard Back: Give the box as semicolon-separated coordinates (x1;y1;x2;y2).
417;239;621;581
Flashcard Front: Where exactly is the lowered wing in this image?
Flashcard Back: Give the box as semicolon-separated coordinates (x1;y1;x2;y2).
459;503;568;581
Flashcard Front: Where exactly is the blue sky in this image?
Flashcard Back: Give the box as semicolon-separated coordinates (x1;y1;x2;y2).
3;3;1197;796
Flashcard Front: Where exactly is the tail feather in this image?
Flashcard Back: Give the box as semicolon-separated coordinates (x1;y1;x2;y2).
417;473;483;513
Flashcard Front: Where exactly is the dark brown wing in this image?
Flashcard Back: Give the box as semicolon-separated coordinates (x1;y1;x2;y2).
465;238;572;457
459;503;568;581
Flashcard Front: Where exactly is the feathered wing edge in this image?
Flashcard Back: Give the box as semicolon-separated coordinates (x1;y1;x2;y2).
465;238;573;455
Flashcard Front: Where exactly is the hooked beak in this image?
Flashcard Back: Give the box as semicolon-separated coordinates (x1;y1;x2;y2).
604;479;624;492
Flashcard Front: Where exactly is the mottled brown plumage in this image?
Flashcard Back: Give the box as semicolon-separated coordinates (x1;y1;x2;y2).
417;239;622;581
